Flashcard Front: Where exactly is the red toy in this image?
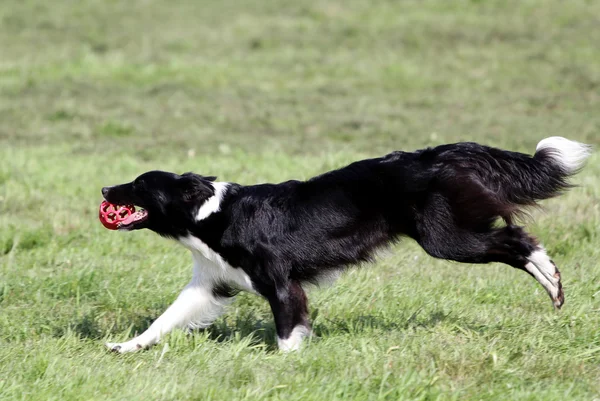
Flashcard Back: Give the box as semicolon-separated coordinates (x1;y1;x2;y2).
99;201;136;230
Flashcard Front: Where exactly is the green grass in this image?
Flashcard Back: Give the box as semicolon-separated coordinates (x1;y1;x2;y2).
1;0;600;399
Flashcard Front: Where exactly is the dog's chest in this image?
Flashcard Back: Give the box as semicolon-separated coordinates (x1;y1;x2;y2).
177;234;255;292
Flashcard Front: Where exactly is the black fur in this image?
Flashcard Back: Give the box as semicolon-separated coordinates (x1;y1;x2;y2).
102;141;583;343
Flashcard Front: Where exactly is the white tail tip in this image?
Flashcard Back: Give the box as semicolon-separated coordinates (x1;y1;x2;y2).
536;136;592;174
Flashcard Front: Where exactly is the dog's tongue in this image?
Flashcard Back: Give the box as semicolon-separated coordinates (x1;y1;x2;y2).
119;209;147;226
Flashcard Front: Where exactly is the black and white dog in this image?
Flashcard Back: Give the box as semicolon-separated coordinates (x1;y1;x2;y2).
102;137;590;353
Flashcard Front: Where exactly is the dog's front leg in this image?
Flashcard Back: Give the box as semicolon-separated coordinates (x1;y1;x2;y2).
266;280;312;352
106;282;229;353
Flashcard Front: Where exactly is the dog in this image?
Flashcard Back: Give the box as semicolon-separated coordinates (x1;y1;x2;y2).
101;137;590;352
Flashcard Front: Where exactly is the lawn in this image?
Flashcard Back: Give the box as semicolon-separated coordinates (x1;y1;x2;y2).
1;0;600;400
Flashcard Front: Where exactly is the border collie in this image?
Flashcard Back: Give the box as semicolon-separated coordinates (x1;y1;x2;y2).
101;137;590;352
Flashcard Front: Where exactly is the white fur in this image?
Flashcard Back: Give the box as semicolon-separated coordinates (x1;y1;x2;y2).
106;233;255;353
524;247;562;308
277;325;311;352
178;234;255;293
106;281;229;353
536;136;591;174
196;182;229;221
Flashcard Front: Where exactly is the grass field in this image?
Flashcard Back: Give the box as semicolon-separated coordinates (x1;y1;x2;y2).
1;0;600;399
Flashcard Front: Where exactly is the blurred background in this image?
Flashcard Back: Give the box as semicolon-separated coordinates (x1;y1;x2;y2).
1;1;599;400
3;0;599;158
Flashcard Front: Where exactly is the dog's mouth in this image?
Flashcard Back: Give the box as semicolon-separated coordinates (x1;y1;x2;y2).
117;207;149;230
101;198;150;230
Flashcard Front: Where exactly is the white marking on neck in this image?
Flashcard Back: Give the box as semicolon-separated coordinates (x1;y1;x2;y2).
196;182;229;221
277;325;311;352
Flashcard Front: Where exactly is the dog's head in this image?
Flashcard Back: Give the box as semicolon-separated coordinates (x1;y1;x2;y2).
101;171;217;236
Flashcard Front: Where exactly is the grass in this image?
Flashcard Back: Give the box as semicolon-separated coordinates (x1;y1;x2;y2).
1;0;600;399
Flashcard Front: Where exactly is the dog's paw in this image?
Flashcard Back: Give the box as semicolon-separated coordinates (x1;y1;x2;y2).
105;340;144;354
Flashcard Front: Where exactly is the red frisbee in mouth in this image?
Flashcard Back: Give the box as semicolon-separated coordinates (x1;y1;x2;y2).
98;201;136;230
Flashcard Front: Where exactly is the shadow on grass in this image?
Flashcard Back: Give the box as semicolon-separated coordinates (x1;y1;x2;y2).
69;309;279;349
70;311;158;341
205;309;466;350
313;310;454;338
207;314;278;350
70;308;486;350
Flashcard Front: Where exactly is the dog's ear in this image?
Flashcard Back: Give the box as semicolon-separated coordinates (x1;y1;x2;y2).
178;173;214;202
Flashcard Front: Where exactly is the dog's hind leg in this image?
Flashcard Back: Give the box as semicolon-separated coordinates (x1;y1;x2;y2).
265;280;311;352
521;246;563;309
473;226;564;308
417;222;564;309
484;228;564;308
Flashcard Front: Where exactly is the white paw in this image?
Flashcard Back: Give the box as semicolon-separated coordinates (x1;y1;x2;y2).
105;340;145;354
277;325;311;352
526;248;564;309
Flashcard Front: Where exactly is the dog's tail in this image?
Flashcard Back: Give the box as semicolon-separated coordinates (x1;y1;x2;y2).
507;136;592;205
437;137;592;225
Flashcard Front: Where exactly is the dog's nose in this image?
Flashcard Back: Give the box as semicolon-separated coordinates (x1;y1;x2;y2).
102;187;110;197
